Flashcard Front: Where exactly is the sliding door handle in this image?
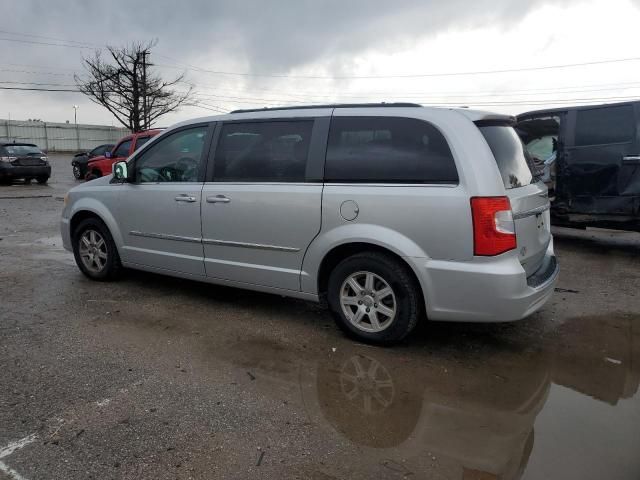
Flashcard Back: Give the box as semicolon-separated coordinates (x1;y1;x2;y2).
174;194;197;203
206;195;231;204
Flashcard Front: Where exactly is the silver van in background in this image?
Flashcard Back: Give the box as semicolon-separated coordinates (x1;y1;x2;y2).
61;103;558;344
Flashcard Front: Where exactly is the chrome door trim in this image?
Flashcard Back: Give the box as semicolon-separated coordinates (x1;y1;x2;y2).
202;237;300;252
513;204;551;220
129;231;202;244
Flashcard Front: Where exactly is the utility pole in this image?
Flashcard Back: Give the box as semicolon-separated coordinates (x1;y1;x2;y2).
141;50;149;131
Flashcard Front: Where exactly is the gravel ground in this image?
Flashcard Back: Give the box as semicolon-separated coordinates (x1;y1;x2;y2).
0;154;639;480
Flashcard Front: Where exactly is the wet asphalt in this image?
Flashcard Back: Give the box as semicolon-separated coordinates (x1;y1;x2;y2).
0;155;639;480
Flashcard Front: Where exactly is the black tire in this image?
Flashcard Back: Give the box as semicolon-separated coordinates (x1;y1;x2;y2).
36;176;49;184
72;163;83;180
327;252;422;345
72;217;122;281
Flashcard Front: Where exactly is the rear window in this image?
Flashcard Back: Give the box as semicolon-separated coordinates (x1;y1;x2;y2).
479;126;534;189
325;116;458;183
575;105;635;146
3;145;42;156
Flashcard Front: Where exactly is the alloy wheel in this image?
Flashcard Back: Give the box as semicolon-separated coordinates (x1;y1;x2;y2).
340;271;397;333
78;229;108;273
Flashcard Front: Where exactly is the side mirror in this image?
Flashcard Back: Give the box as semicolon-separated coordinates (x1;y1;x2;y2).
105;151;112;158
112;161;129;181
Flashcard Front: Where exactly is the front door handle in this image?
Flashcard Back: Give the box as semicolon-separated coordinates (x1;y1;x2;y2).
175;194;197;203
622;155;640;165
206;195;231;204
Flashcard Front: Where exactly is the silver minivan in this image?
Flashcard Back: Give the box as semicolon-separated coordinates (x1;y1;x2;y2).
61;103;558;344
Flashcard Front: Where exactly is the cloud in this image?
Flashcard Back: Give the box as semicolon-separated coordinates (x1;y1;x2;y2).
3;0;612;124
4;0;580;75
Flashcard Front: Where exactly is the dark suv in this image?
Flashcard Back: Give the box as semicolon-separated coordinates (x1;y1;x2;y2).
0;142;51;185
517;101;640;232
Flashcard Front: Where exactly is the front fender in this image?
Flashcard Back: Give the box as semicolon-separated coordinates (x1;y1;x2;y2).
65;195;123;251
300;223;429;295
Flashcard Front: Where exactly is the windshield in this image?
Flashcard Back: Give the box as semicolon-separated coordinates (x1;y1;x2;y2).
3;144;43;156
478;125;534;189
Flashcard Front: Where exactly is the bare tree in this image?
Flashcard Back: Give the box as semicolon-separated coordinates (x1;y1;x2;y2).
75;40;193;132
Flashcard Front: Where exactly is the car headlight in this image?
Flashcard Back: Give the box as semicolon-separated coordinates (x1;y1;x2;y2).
0;156;16;163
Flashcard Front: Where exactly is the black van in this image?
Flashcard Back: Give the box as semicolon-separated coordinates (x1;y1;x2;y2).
517;102;640;232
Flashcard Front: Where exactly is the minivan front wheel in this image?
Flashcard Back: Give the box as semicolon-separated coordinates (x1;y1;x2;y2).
72;218;121;281
327;252;421;344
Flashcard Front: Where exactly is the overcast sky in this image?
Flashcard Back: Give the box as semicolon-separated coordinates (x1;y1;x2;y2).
1;0;640;127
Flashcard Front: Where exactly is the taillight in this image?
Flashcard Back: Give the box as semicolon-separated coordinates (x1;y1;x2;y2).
471;196;516;256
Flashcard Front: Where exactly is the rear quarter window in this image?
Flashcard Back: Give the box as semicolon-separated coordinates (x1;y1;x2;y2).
325;116;458;184
479;125;534;189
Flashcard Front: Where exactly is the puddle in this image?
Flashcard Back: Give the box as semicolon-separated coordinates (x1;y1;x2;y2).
209;313;640;479
38;269;640;479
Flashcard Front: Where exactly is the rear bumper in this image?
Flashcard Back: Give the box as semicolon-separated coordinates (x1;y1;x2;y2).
414;239;558;322
0;164;51;179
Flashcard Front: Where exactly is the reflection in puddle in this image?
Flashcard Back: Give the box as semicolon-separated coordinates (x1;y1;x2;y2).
318;353;422;449
339;355;395;414
221;313;639;479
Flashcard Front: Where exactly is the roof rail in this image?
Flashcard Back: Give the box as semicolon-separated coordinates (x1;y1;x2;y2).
230;102;422;114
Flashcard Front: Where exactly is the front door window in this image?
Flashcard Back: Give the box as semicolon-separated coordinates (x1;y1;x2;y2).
133;127;208;183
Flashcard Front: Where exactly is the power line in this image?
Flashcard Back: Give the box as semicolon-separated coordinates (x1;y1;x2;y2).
1;81;639;109
2;83;639;109
0;86;80;92
190;85;640;105
0;62;78;71
0;68;75;77
3;28;640;81
0;30;98;48
155;55;640;80
0;81;77;87
0;37;92;49
191;89;640;106
189;80;640;100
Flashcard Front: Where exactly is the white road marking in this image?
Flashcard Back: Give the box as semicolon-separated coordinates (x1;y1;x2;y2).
0;461;32;480
0;434;37;480
0;434;37;459
605;357;622;365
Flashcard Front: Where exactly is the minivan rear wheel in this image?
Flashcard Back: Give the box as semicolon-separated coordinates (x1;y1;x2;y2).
72;217;122;281
327;252;421;344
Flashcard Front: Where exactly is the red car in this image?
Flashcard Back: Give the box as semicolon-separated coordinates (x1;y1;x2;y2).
85;129;162;180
